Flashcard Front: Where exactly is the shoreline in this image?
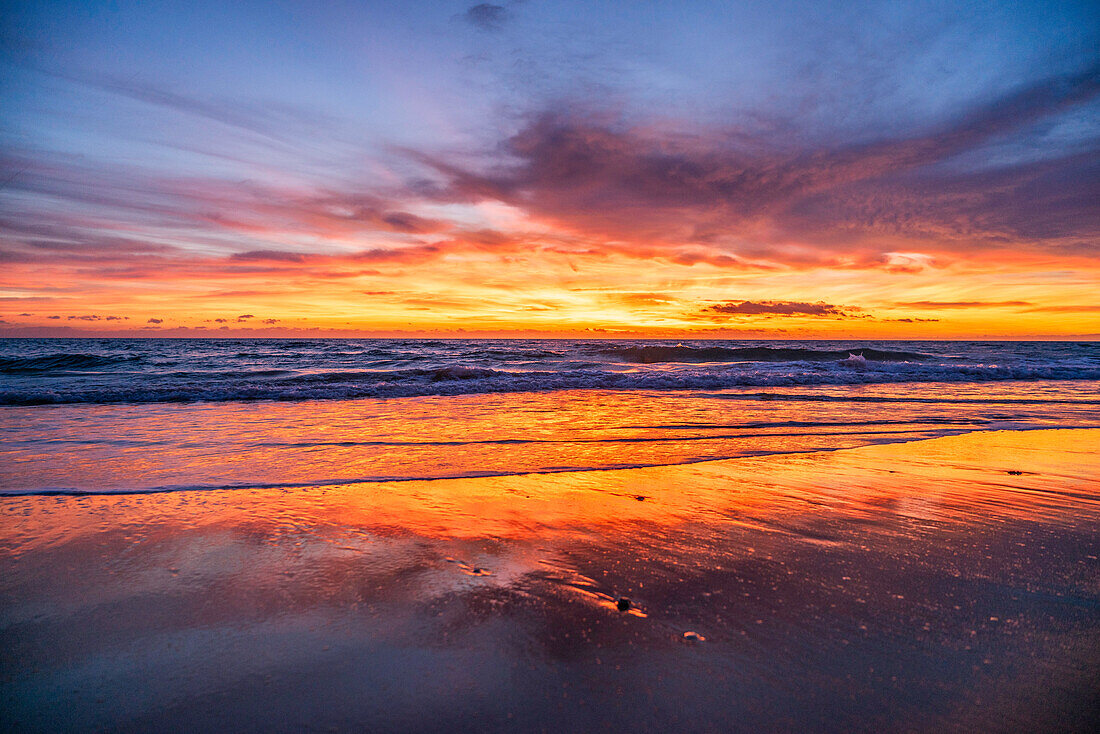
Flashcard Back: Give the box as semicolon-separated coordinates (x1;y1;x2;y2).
2;423;1096;497
3;428;1098;732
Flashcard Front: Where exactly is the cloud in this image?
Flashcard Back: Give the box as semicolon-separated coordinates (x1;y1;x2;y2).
147;318;163;324
0;153;452;275
7;62;1094;289
227;244;443;268
47;315;60;319
2;46;1097;340
1024;304;1100;312
611;292;680;306
229;250;308;263
380;211;447;234
420;62;1100;268
895;300;1033;309
61;72;342;146
237;314;255;319
878;253;937;274
462;4;509;32
704;300;854;317
67;314;101;320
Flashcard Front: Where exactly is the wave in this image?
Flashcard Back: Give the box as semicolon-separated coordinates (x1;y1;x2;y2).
0;353;141;373
7;424;1092;497
158;369;293;379
279;366;499;385
0;430;978;496
2;361;1099;405
599;345;931;364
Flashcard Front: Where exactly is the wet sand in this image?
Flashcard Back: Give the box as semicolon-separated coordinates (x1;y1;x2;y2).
2;428;1099;732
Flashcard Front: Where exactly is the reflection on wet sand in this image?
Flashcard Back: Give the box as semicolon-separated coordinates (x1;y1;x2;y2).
2;429;1099;732
4;385;1098;494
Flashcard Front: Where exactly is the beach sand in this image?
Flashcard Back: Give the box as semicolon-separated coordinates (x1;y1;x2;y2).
2;428;1098;732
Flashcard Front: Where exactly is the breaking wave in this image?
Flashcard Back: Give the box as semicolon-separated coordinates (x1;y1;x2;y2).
2;339;1096;405
600;345;930;363
3;361;1099;405
0;353;141;373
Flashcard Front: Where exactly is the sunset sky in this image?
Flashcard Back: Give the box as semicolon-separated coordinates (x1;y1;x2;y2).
2;0;1098;338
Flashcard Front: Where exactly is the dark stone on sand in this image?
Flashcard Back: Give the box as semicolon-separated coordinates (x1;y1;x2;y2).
616;597;631;611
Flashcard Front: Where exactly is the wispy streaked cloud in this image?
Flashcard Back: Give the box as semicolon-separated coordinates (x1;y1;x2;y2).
704;301;856;317
1025;304;1100;313
895;301;1034;309
420;63;1100;268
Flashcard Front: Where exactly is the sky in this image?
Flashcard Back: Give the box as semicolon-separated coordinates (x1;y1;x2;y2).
1;0;1098;338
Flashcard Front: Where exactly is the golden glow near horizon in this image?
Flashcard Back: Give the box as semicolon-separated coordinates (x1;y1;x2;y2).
4;225;1099;338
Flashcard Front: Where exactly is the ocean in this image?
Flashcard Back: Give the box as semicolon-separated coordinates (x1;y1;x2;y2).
2;338;1098;495
3;339;1100;731
3;338;1100;404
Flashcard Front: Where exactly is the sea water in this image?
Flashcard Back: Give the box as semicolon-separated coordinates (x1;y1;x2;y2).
2;339;1098;495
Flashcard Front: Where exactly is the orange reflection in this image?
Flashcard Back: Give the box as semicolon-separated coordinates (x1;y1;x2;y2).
3;427;1098;734
5;428;1097;552
8;385;1093;497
